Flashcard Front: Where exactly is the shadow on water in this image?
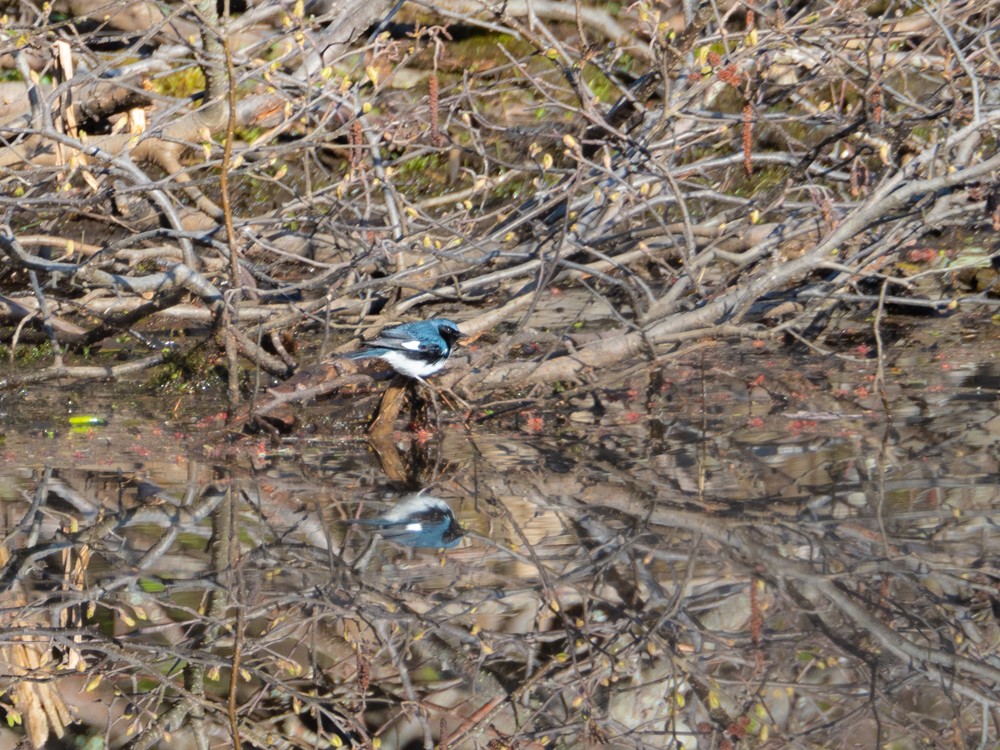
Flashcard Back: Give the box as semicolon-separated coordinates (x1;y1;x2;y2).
0;344;998;749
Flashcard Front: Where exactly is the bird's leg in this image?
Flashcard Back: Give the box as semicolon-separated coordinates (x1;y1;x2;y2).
434;385;470;411
407;378;431;426
415;377;469;411
412;377;442;428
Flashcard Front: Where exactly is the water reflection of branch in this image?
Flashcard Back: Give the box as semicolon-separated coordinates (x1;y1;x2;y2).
125;485;237;750
0;543;73;747
623;496;1000;699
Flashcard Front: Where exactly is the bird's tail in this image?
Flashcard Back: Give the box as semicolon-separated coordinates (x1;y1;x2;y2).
340;349;375;360
339;516;384;527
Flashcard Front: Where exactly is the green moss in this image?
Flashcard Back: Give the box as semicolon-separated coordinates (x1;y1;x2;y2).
781;119;813;143
234;126;264;144
398;152;443;178
730;166;789;199
447;33;532;71
394;152;452;197
15;341;54;365
150;66;206;98
230;166;293;211
147;345;223;393
491;174;534;201
582;66;620;105
615;52;635;74
908;125;941;142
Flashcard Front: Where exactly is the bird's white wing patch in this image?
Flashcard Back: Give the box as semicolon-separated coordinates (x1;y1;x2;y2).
404;523;423;532
400;340;424;351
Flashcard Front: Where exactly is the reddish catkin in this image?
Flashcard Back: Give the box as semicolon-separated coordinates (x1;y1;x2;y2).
812;189;835;228
707;50;723;68
743;102;753;176
729;715;751;740
429;73;442;148
350;120;363;168
850;157;870;197
356;649;370;694
746;8;756;29
750;578;764;670
822;194;835;227
717;64;740;87
870;84;883;127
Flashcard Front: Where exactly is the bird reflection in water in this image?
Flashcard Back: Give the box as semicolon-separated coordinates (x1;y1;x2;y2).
345;494;463;550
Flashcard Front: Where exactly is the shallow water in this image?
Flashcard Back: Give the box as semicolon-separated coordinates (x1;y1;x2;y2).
0;333;997;749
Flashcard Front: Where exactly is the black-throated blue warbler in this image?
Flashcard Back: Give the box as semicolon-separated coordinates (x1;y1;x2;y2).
343;319;462;381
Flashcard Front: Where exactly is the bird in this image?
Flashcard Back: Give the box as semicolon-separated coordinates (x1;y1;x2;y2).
342;319;463;381
346;494;463;549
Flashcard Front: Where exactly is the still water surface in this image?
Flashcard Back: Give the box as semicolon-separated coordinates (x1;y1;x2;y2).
0;342;997;749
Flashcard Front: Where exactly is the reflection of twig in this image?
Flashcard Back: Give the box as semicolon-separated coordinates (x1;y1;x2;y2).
549;465;1000;702
0;640;72;747
375;619;435;747
0;543;72;748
